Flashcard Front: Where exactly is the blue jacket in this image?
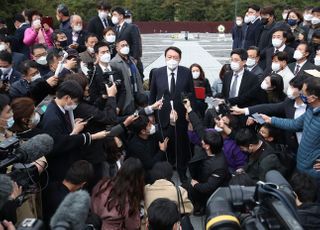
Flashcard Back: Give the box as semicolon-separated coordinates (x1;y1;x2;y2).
271;107;320;178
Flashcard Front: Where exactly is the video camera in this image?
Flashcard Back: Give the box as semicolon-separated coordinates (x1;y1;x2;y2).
206;170;303;230
102;71;122;87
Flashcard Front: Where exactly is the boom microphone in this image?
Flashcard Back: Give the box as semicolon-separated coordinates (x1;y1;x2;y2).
0;134;54;169
265;170;294;197
50;190;90;230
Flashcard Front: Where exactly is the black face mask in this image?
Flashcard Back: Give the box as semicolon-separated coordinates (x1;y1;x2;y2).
59;40;68;48
261;18;269;25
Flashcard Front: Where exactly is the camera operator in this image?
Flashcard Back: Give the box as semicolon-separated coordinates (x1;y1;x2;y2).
88;41;126;113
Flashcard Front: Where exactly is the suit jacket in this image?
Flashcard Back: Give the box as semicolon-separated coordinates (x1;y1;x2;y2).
87;16;113;40
12;52;27;72
242;19;263;50
222;69;266;107
288;61;319;77
79;50;96;64
10;23;30;57
248;98;303;153
149;66;195;128
65;29;88;53
249;64;264;80
116;22;142;59
110;54;144;115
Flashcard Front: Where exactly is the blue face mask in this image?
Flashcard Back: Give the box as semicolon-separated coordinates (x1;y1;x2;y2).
300;93;308;104
6;117;14;129
287;19;298;26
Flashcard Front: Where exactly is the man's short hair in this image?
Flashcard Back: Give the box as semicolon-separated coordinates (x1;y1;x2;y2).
31;43;47;55
304;76;320;98
0;50;12;64
64;160;94;185
56;80;83;100
272;51;288;62
235;128;259;147
85;33;98;43
20;60;38;75
147;198;180;230
247;46;260;57
290;172;318;203
51;29;66;42
130;115;149;134
272;29;288;39
260;6;275;16
46;48;61;66
312;7;320;14
57;3;70;17
203;130;223;154
289;76;308;90
94;41;109;54
112;7;126;16
248;4;260;12
13;14;25;23
231;48;248;61
164;46;182;58
96;0;112;10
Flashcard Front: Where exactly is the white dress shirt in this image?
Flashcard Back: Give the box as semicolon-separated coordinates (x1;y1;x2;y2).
167;67;178;91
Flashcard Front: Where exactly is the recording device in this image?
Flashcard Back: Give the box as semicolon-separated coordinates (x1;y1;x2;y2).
251;113;265;125
50;190;90;230
206;170;303;230
0;134;54;170
0;136;19;151
17;218;44;230
55;50;68;77
83;115;94;123
102;71;122;87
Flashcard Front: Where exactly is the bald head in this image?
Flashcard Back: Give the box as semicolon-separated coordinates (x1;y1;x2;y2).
70;15;83;32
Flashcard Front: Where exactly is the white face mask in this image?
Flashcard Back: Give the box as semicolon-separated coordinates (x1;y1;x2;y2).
148;124;156;135
304;14;313;21
0;43;7;51
293;50;304;60
272;38;283;48
111;16;119;25
125;18;132;24
166;59;179;70
120;46;130;55
247;15;256;22
64;103;78;111
192;71;200;79
30;112;40;127
286;86;297;99
271;62;281;72
99;11;108;19
214;125;223;132
246;58;256;67
314;57;320;66
36;56;47;65
31;73;41;81
100;53;111;63
230;61;241;72
0;67;11;75
260;80;270;90
244;16;250;24
73;25;82;32
5;117;14;129
235;19;242;26
105;35;116;43
87;47;94;54
311;17;320;25
32;19;41;28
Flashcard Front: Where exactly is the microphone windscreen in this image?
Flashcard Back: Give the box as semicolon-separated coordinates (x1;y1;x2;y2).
265;170;293;193
18;134;54;163
0;174;13;209
50;190;90;230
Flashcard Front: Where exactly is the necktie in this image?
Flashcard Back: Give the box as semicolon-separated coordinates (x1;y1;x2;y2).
229;74;239;98
103;18;108;28
116;25;120;33
294;64;300;76
170;72;175;99
275;49;279;54
64;111;72;132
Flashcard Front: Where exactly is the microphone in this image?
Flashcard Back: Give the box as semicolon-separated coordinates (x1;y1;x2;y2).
0;134;54;169
265;170;294;197
55;50;68;77
50;190;90;230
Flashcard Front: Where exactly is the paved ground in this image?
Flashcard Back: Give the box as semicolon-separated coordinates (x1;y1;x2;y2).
140;33;232;229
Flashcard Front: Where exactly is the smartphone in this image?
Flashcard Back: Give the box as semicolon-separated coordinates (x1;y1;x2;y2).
83;115;94;123
251;113;265;124
41;16;53;28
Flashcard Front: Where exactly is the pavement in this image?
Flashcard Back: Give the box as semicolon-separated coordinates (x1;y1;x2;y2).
140;33;232;229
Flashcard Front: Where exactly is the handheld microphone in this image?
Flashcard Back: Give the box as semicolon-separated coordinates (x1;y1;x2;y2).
50;190;90;230
265;170;294;198
0;134;54;170
54;50;68;77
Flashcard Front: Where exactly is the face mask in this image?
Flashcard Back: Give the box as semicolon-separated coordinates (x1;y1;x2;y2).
100;53;111;63
148;124;156;135
30;112;40;127
271;62;281;72
105;35;116;43
304;14;313;21
64;103;78;111
166;59;179;70
282;13;288;20
261;18;269;25
32;19;41;28
59;40;68;48
247;15;256;22
6;117;14;129
244;16;250;24
111;16;119;25
260;80;270;90
120;46;130;55
73;25;82;32
286;86;297;99
87;47;94;54
0;67;11;75
293;50;304;60
31;73;41;82
125;18;132;24
214;125;223;132
230;61;241;72
272;38;283;48
287;19;298;26
246;58;256;67
314;57;320;66
99;11;108;19
235;20;242;26
300;93;309;104
192;71;200;79
36;56;47;65
311;17;320;25
0;43;7;51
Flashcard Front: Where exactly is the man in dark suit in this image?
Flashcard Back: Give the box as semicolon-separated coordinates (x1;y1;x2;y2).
87;1;113;41
261;29;295;74
10;14;30;58
65;15;88;53
222;48;266;108
149;46;195;183
288;42;319;77
0;50;22;89
246;46;264;80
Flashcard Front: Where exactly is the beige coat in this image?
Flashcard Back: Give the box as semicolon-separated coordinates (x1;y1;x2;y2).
144;179;193;214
